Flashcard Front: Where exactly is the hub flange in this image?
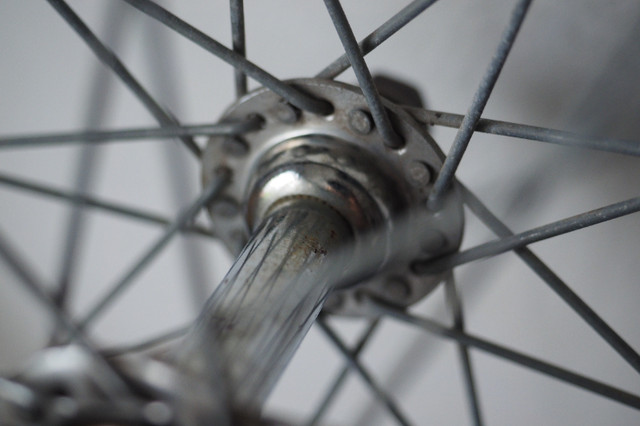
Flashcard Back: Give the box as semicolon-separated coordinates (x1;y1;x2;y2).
202;79;464;315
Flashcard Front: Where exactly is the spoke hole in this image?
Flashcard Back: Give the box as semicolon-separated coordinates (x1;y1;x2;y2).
315;98;335;116
384;132;405;150
290;83;334;116
247;113;267;130
383;118;406;150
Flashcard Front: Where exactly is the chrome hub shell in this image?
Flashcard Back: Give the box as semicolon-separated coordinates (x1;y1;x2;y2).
202;79;464;315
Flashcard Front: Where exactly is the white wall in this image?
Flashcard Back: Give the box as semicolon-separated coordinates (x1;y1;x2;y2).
1;1;639;424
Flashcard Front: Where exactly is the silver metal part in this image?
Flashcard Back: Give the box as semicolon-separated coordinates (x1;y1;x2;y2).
202;79;464;315
0;79;465;425
115;352;231;426
20;346;105;398
7;346;177;425
0;378;39;425
179;201;352;411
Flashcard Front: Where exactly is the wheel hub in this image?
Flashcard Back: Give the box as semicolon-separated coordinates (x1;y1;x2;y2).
202;79;464;315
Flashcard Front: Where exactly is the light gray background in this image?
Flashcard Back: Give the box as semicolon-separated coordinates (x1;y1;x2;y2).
1;1;639;425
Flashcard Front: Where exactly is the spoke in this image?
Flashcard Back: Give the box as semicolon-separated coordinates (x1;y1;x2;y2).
142;21;216;314
407;107;640;157
317;0;439;79
427;0;532;210
47;0;202;158
372;301;640;411
102;324;189;358
323;0;402;149
0;118;262;149
54;138;98;312
307;319;380;426
317;319;412;426
0;230;132;400
122;0;331;115
444;276;483;426
78;171;229;329
230;0;247;97
0;172;214;238
459;183;640;375
414;195;640;274
53;1;126;314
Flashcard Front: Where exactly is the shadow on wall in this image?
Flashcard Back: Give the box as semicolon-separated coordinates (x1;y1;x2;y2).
351;8;640;426
503;8;640;221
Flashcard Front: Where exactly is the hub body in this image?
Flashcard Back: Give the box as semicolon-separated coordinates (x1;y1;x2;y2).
202;79;464;314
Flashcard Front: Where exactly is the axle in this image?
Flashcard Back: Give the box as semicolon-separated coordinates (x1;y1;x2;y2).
180;200;352;411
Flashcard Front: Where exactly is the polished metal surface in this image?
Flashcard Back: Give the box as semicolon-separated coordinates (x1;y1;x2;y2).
179;201;352;412
202;79;464;314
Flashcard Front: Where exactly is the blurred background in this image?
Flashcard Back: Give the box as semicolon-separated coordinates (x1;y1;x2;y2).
0;1;639;424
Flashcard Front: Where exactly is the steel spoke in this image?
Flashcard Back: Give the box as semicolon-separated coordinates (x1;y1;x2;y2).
427;0;532;210
444;276;483;426
323;0;402;149
318;319;412;426
230;0;247;97
373;301;640;411
0;230;132;400
47;0;202;158
54;139;98;311
414;196;640;274
0;118;262;149
53;2;126;315
78;171;229;329
407;107;640;157
0;172;214;238
122;0;331;115
317;0;439;79
141;20;217;313
307;319;380;426
459;183;640;375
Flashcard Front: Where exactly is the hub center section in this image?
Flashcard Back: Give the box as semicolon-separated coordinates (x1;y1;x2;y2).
202;79;464;315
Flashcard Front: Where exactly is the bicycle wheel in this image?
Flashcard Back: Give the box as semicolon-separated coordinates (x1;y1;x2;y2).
0;1;639;425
